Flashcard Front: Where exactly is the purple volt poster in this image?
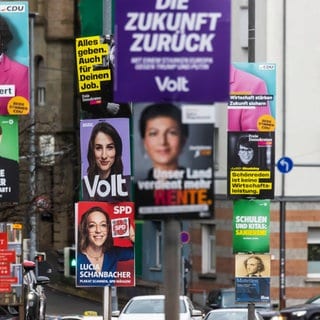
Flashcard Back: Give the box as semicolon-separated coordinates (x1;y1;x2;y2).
114;0;231;103
80;118;131;202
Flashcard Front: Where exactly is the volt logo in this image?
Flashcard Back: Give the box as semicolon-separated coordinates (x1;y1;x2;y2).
155;76;189;92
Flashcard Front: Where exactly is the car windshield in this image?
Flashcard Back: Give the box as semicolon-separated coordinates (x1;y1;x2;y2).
306;296;320;304
124;299;186;314
207;310;249;320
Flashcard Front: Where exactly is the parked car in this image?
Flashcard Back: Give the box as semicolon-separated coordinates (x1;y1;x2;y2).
277;294;320;320
203;308;264;320
205;288;280;320
111;295;203;320
0;306;19;320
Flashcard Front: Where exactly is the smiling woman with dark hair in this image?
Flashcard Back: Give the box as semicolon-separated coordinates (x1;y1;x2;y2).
0;14;29;114
82;121;130;202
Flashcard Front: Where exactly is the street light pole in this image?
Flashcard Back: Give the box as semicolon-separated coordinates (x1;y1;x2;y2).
29;12;37;261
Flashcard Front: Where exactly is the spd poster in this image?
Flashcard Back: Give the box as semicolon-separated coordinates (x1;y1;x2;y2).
75;201;135;287
227;131;275;199
114;0;231;102
0;116;19;202
133;103;214;219
80;118;131;202
0;2;30;115
233;199;270;253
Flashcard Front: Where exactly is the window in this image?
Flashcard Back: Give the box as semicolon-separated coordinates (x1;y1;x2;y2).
201;224;216;273
35;56;46;106
307;227;320;278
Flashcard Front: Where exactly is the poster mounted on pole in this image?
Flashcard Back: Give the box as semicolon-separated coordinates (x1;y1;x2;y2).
79;118;131;202
232;199;270;253
0;116;19;202
0;2;30;115
75;201;135;287
133;103;214;219
227;131;275;200
114;0;231;103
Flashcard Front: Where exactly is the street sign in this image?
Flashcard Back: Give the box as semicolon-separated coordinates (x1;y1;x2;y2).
180;231;190;244
277;157;293;173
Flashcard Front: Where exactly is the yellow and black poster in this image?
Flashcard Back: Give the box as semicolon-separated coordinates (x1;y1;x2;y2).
227;131;275;199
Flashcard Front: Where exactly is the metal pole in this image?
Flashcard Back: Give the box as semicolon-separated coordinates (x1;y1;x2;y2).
279;201;286;309
102;3;115;318
103;286;111;320
103;0;112;34
247;2;255;319
279;0;287;309
29;13;36;261
248;0;255;62
164;219;180;320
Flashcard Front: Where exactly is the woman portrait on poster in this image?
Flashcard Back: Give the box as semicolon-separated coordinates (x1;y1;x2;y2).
139;103;189;180
232;134;258;167
0;15;29;114
77;206;134;276
82;121;130;202
228;64;272;132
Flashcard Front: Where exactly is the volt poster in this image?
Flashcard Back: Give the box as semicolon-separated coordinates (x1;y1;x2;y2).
79;118;131;202
75;201;135;287
114;0;231;103
233;199;270;253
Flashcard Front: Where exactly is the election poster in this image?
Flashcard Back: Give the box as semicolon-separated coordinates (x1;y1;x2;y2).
0;223;23;305
75;201;135;287
0;116;19;202
75;35;131;117
133;103;214;219
235;254;271;303
228;63;276;132
0;2;30;115
233;199;270;253
80;118;131;202
227;131;275;199
114;0;231;103
75;35;113;111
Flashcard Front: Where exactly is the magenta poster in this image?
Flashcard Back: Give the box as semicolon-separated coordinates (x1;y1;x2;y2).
0;2;30;115
114;0;231;103
80;118;131;202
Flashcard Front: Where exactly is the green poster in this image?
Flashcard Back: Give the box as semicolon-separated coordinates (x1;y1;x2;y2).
78;0;103;36
233;199;270;253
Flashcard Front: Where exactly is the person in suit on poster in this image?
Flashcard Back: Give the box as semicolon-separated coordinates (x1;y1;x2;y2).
228;64;271;132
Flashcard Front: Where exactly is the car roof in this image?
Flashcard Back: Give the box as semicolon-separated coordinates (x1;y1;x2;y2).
129;295;186;300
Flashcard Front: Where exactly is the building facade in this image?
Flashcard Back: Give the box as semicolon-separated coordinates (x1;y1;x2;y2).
2;0;320;309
